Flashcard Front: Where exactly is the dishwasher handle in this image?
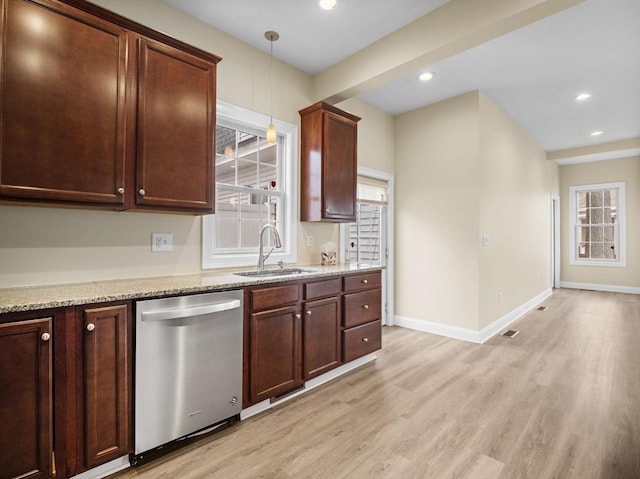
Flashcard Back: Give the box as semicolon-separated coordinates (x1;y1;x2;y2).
141;299;241;322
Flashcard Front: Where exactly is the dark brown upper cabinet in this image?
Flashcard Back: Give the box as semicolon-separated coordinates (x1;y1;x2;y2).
299;101;360;222
0;0;220;214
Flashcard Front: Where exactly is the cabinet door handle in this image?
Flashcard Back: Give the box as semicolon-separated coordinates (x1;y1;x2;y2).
41;332;51;342
362;279;368;284
139;188;146;196
295;313;301;319
362;337;369;343
86;323;95;332
306;310;312;316
362;304;369;310
117;187;124;195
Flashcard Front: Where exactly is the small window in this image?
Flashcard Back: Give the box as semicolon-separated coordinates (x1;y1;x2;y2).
569;182;626;267
202;102;297;269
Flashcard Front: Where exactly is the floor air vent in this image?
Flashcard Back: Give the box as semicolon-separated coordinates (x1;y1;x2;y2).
501;329;519;338
536;306;548;311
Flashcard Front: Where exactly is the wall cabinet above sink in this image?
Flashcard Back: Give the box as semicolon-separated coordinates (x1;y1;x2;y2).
299;101;360;222
0;0;220;214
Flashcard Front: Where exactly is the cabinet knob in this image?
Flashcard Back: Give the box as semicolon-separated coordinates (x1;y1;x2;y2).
362;337;369;343
295;313;301;319
306;310;312;316
138;188;146;196
362;279;368;285
363;304;369;310
117;187;124;195
41;332;51;342
86;323;95;332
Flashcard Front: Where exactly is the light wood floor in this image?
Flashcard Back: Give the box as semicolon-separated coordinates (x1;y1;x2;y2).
111;288;640;479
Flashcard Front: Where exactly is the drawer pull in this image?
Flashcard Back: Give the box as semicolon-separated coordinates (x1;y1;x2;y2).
362;337;369;343
363;304;369;310
41;332;51;342
362;279;368;284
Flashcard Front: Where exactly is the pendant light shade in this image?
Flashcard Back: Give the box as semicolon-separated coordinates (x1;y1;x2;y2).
266;123;277;144
265;31;279;145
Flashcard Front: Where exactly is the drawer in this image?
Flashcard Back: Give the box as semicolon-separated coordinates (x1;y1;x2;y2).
250;283;299;311
343;288;381;328
304;277;341;300
343;271;381;292
343;320;381;362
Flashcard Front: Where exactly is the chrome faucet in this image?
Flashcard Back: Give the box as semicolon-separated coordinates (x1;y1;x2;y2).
257;224;282;271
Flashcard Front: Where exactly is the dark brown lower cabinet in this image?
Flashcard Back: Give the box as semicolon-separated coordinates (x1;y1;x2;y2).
303;297;341;380
249;305;302;404
0;317;53;479
77;303;132;472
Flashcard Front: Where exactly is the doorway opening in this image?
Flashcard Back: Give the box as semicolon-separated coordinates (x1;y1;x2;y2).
340;167;394;326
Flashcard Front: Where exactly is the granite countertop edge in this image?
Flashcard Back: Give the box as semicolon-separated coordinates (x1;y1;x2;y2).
0;263;384;314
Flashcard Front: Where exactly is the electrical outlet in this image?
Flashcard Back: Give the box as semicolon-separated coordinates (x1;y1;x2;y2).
306;235;314;247
152;233;173;252
482;234;490;247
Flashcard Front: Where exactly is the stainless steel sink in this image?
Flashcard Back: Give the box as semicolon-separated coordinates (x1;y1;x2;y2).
234;267;317;278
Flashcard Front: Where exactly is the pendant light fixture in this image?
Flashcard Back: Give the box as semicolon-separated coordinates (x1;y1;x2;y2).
265;30;279;145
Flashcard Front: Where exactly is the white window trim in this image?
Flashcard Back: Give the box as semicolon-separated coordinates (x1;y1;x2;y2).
202;101;298;269
569;181;626;267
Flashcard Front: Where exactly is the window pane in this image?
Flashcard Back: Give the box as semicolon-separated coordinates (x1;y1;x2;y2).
590;191;603;207
216;219;239;249
590;226;603;242
590;243;604;259
236;159;258;188
578;242;588;258
216;191;240;219
259;164;278;190
216;125;236;156
604;243;616;259
578;226;589;242
591;208;603;224
604;226;615;242
240;221;261;249
260;142;277;166
578;191;588;208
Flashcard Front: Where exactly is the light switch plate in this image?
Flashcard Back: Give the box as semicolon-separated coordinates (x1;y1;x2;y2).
152;233;173;252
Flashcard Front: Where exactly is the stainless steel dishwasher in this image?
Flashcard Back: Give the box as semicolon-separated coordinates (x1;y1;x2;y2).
133;290;243;462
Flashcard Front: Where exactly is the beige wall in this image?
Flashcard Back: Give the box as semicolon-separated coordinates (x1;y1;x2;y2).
478;93;558;329
559;156;640;288
395;92;481;330
394;91;558;331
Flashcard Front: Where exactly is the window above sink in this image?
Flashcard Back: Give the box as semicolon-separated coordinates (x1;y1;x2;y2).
202;101;298;269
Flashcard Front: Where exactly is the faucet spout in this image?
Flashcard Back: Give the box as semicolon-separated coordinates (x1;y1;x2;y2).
257;224;282;271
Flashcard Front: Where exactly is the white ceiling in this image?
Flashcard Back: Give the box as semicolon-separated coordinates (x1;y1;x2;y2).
162;0;640;155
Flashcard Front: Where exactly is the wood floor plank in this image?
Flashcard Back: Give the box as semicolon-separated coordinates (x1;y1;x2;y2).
111;288;640;479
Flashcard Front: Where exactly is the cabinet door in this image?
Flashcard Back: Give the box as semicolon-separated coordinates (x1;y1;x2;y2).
250;306;302;403
303;297;341;380
0;0;129;206
80;304;131;470
136;37;216;212
322;111;357;221
0;318;52;479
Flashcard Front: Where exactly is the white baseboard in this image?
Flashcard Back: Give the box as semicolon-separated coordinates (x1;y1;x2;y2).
395;288;553;344
559;281;640;295
241;353;377;420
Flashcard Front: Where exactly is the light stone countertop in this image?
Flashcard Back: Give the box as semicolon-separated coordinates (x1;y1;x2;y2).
0;263;383;314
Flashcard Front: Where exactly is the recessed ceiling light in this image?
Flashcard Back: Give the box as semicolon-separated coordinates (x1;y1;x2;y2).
418;72;435;82
590;131;603;137
575;92;591;101
319;0;336;10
